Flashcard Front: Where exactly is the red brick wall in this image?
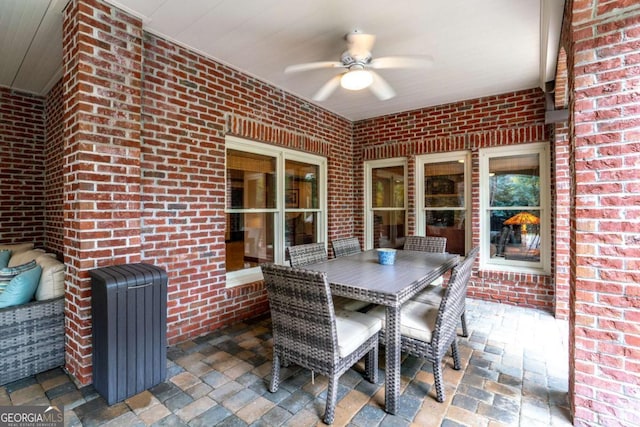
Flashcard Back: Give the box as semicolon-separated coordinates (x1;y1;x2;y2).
141;32;352;344
44;79;65;255
0;82;65;255
0;87;45;245
569;1;640;424
61;0;352;384
354;89;555;310
62;0;144;383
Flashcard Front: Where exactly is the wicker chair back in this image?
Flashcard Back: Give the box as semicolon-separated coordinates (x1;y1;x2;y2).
331;237;362;257
404;235;447;253
262;264;338;369
432;246;478;358
287;242;327;267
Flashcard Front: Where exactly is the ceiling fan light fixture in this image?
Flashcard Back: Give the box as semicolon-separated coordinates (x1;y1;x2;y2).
340;69;373;91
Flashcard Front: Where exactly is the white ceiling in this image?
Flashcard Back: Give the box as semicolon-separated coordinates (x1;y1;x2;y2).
0;0;564;121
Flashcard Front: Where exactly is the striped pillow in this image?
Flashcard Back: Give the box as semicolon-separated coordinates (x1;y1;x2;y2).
0;260;38;294
0;250;10;269
0;259;37;282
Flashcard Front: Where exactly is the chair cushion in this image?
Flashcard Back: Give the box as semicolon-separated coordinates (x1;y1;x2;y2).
334;309;381;358
368;300;439;343
0;265;42;308
411;285;445;306
35;255;65;301
430;276;444;287
0;250;10;269
332;296;370;312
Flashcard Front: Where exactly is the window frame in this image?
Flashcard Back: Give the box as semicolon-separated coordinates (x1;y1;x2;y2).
225;136;327;287
479;142;550;274
364;158;408;250
415;150;471;255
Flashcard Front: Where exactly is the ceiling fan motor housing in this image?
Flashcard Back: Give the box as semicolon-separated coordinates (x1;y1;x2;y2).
341;51;372;66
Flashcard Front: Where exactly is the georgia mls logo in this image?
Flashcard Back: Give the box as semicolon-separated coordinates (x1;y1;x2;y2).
0;405;63;427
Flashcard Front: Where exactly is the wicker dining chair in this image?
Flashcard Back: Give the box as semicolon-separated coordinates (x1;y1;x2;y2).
331;237;362;257
404;235;447;287
261;263;380;425
411;246;479;337
287;242;327;267
368;247;477;402
288;241;368;311
403;235;447;253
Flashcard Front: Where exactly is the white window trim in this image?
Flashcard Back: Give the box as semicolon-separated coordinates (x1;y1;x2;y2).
415;151;471;254
225;136;327;287
364;158;407;250
479;142;550;274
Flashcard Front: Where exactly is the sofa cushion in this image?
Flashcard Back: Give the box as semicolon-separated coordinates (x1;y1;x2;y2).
35;255;65;301
0;250;10;269
0;243;33;254
8;249;52;267
0;265;42;308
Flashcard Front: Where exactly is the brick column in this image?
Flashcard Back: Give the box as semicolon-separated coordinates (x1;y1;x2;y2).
570;2;640;424
553;121;571;320
553;47;571;320
62;0;143;384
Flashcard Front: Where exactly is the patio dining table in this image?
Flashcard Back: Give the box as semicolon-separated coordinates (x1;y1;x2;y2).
304;248;459;414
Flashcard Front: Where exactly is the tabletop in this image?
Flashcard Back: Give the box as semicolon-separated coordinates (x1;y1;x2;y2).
305;249;459;306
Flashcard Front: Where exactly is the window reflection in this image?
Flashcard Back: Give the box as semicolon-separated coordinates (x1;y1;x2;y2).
372;166;404;208
369;164;406;249
286;160;318;209
373;211;406;249
488;154;540;262
424;159;466;255
285;212;318;249
226;150;276;272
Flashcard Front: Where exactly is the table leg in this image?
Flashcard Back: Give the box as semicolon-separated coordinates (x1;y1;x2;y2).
385;305;401;414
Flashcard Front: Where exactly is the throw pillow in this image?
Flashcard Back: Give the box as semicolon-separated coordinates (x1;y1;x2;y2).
35;256;65;301
0;259;37;281
0;265;42;308
0;250;10;269
0;243;33;254
7;249;47;267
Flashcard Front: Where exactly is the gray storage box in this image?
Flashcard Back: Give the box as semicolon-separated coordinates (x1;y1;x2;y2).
90;263;167;404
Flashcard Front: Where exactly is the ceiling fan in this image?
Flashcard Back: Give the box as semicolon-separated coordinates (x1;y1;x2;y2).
285;30;433;101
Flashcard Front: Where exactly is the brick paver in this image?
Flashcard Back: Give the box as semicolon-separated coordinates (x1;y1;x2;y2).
2;299;571;426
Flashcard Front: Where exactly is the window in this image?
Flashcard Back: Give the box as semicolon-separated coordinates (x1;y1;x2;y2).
479;142;550;272
416;151;470;255
364;159;407;250
225;137;326;286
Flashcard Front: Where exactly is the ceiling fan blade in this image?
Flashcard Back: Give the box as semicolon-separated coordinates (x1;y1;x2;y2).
313;74;342;101
346;32;376;59
369;71;396;100
285;61;343;73
370;55;434;69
